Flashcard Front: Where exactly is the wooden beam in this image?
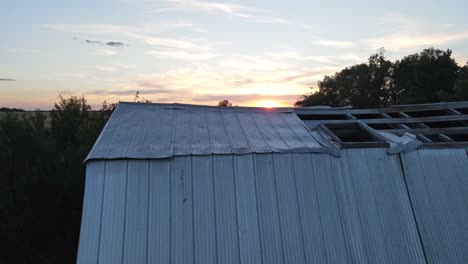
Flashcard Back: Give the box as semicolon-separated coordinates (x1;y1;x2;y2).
379;127;468;136
294;102;468;116
302;114;468;125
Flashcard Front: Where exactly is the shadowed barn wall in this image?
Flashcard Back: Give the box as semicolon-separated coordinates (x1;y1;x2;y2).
77;148;468;264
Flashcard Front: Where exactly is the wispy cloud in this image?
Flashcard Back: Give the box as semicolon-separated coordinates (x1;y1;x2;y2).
366;14;468;51
115;62;136;69
96;49;117;55
95;66;116;72
43;21;194;36
263;52;366;64
106;41;125;47
191;93;300;105
44;23;210;51
82;39;126;47
71;47;368;106
164;0;252;17
85;88;175;96
85;39;102;44
143;36;208;50
368;31;468;50
43;23;139;35
112;61;337;103
313;40;354;47
0;78;16;81
159;0;290;24
148;50;218;60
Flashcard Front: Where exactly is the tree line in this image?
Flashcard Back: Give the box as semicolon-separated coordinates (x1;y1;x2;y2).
295;48;468;108
0;97;115;263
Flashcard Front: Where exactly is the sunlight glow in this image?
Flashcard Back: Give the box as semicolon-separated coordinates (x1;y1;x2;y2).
255;100;282;108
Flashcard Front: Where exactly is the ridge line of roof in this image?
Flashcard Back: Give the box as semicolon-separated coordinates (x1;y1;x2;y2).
118;101;294;113
119;100;468;112
119;101;294;109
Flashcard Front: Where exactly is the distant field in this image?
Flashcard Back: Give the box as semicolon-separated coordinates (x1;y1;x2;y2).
0;111;108;128
0;111;53;127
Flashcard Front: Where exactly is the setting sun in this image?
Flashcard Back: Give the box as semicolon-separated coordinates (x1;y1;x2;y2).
255;100;282;108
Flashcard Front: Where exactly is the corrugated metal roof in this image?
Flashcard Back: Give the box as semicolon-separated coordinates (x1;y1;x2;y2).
85;102;330;161
78;102;468;264
77;149;468;264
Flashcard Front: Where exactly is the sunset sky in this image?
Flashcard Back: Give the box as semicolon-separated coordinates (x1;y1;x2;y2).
2;0;468;109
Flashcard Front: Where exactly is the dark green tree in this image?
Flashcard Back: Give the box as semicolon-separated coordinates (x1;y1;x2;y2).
0;112;58;263
455;62;468;100
0;96;116;263
393;48;459;103
297;47;464;108
218;99;233;106
296;49;396;108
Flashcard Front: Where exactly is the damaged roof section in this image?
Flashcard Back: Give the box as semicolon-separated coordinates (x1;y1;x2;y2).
297;101;468;152
86;101;468;161
85;102;330;161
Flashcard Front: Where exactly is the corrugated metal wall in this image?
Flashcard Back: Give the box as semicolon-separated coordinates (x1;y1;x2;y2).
401;149;468;263
77;148;468;264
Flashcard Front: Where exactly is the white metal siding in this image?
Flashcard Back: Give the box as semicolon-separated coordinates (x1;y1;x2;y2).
75;148;468;264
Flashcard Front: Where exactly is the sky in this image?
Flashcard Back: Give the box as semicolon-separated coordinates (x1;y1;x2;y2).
1;0;468;109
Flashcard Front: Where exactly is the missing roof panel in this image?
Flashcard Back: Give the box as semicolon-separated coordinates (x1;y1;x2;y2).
425;134;453;143
386;112;401;118
425;121;466;128
368;123;395;130
445;134;468;142
321;122;388;147
455;108;468;114
404;109;451;118
351;113;384;119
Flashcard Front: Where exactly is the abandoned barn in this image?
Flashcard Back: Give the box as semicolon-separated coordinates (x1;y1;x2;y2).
77;101;468;264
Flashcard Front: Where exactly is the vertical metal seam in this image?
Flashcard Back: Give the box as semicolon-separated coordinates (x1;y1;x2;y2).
233;110;252;151
346;151;370;262
249;112;271;152
278;112;310;149
328;154;353;262
189;105;193;154
90;102;120;158
218;108;233;152
169;107;177;156
124;119;141;158
191;156;195;264
231;155;241;263
104;110;128;157
204;109;212;154
169;159;173;264
397;153;429;264
121;160;129;264
365;150;391;260
263;112;289;151
211;155;219;263
271;154;286;264
251;154;264;264
266;112;291;149
309;154;330;263
290;154;308;263
145;161;150;264
96;161;107;264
